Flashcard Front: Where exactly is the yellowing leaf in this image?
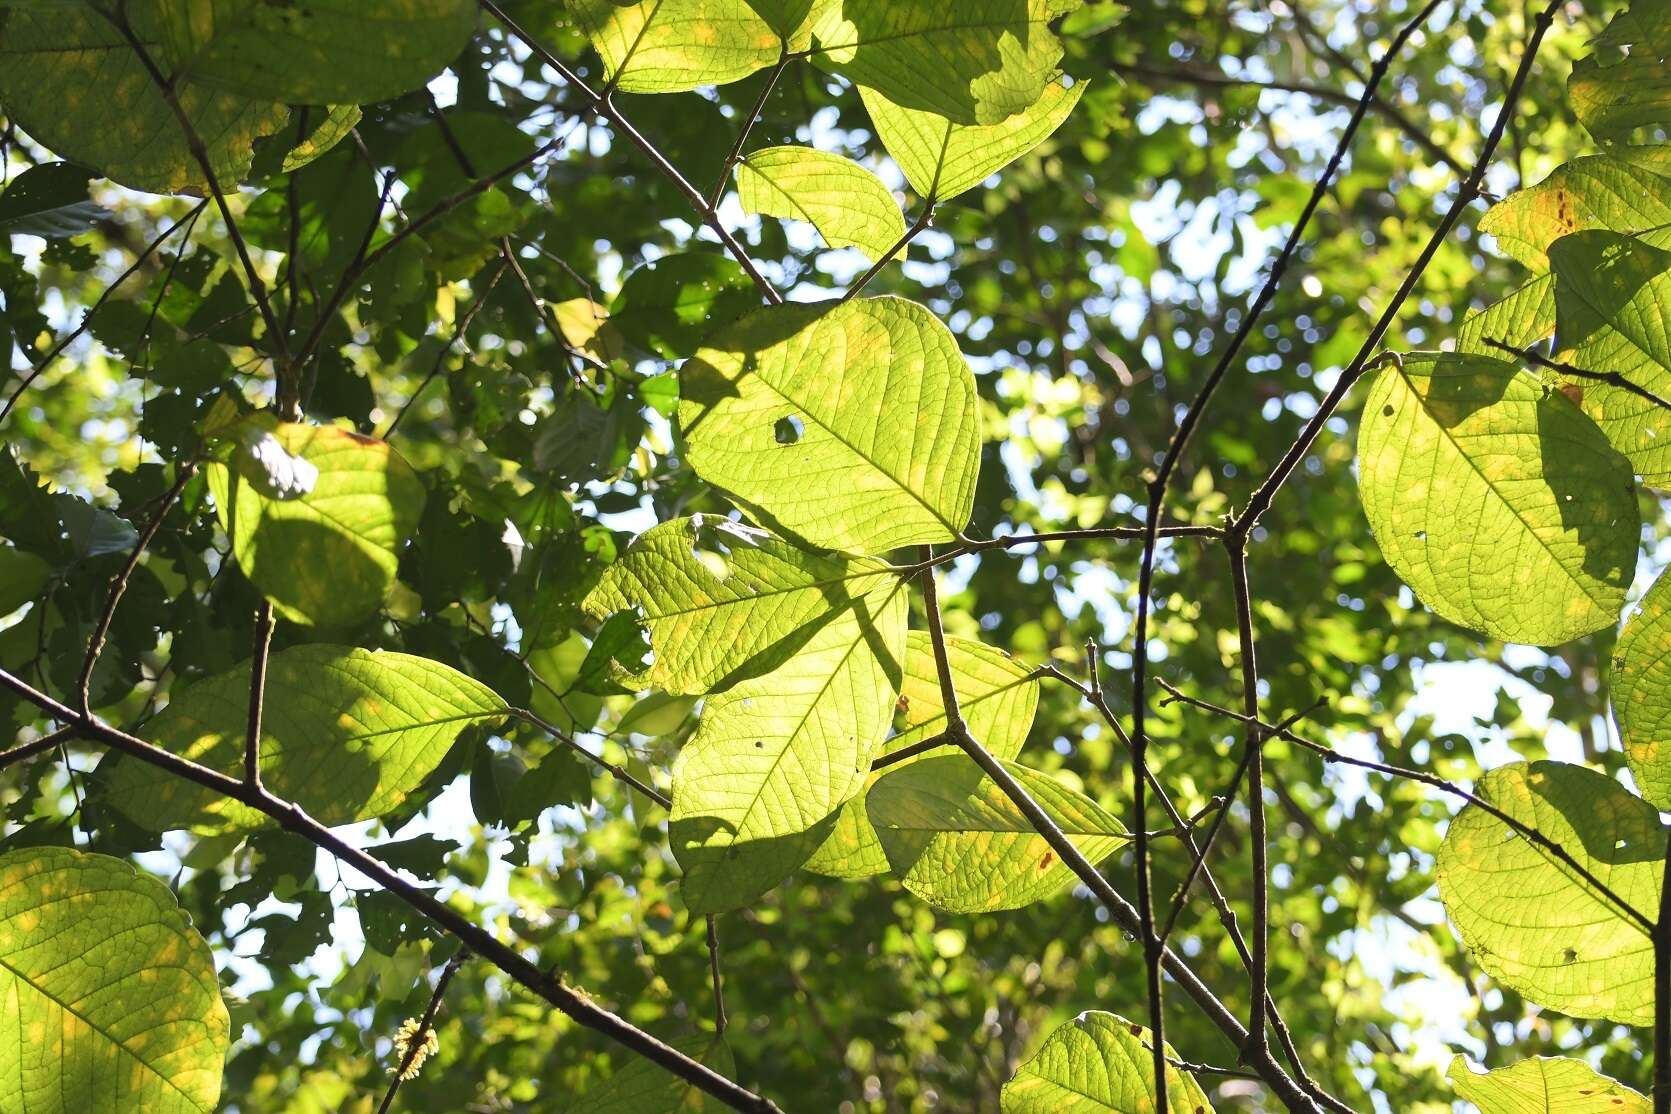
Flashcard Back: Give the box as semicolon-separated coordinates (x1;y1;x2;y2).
206;420;425;628
567;0;789;93
1436;761;1661;1025
101;645;506;833
806;632;1039;878
0;847;229;1114
680;296;981;554
868;756;1126;912
1611;567;1671;808
1479;147;1671;270
811;1;1076;126
155;0;477;105
1550;230;1671;483
670;582;907;913
1001;1011;1214;1113
582;516;899;695
1447;1055;1648;1113
1356;352;1636;646
861;77;1083;200
735;145;904;260
0;2;288;195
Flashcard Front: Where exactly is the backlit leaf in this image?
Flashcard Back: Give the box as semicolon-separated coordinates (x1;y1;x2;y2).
567;0;788;94
1447;1055;1648;1113
0;846;229;1114
1570;3;1671;143
806;632;1039;878
206;420;426;628
101;645;506;833
1436;761;1661;1025
861;77;1083;200
680;296;981;553
1001;1010;1214;1113
1479;147;1671;269
869;755;1127;912
670;582;907;914
1610;567;1671;809
582;516;898;695
1356;352;1636;646
577;1034;736;1113
735;146;904;260
610;253;758;361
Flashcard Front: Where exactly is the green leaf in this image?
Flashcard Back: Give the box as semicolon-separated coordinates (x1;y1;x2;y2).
1571;4;1671;143
1447;1055;1648;1113
1456;273;1555;357
1356;352;1636;646
610;253;759;361
0;3;289;195
680;296;981;553
582;516;898;696
0;545;51;616
0;162;109;238
1610;568;1671;809
670;581;907;914
280;104;362;173
861;77;1083;201
805;632;1039;878
573;1034;736;1113
735;146;904;260
206;420;426;628
567;0;787;94
869;756;1127;912
101;645;506;833
1479;147;1671;269
154;0;476;105
1550;230;1671;483
1001;1010;1214;1113
0;846;229;1114
1436;761;1662;1025
811;1;1076;126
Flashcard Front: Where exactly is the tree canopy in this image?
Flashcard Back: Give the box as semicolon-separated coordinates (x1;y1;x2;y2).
3;0;1670;1111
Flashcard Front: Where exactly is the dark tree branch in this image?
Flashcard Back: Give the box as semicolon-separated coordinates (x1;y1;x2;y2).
709;55;792;209
1486;337;1671;413
1226;538;1270;1060
843;202;937;301
1658;849;1671;1113
0;665;785;1114
707;914;729;1035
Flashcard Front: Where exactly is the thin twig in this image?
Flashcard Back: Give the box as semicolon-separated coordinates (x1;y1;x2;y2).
383;262;509;438
708;55;792;209
843;202;937;301
706;914;728;1035
1226;538;1270;1059
1486;337;1671;413
245;602;274;788
375;948;469;1114
514;708;670;807
0;727;75;773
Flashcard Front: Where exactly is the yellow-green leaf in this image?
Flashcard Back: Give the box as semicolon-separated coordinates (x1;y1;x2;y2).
206;420;425;628
1611;567;1671;809
1479;147;1671;270
1570;3;1671;143
155;0;476;105
869;756;1127;912
1550;230;1671;483
567;0;789;94
680;296;981;554
735;145;904;260
860;76;1083;200
1356;352;1636;646
670;581;907;914
1447;1055;1648;1113
582;516;898;696
1456;273;1555;357
101;645;506;833
1436;761;1661;1025
0;847;229;1114
811;1;1076;126
0;2;289;194
806;632;1038;878
1001;1011;1214;1113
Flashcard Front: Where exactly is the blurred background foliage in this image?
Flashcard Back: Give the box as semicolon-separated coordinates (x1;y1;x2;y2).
0;0;1651;1110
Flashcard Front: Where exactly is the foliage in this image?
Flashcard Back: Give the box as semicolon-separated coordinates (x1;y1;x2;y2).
3;0;1671;1111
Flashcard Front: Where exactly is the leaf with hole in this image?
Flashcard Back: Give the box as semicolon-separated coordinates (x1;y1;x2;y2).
861;77;1083;201
582;515;899;695
869;755;1126;912
1436;761;1662;1024
735;146;904;260
0;846;229;1114
1447;1055;1648;1113
806;632;1039;878
680;296;981;553
100;645;506;833
206;419;425;628
1356;352;1636;646
670;581;906;914
1001;1010;1214;1113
